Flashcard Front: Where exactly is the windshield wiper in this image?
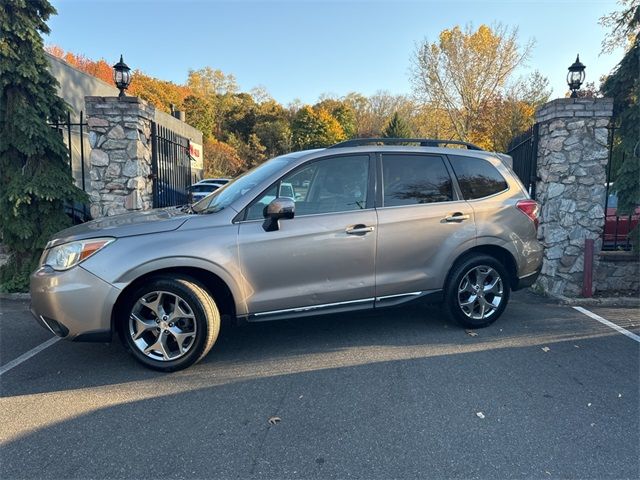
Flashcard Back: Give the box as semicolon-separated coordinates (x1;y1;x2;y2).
179;204;196;214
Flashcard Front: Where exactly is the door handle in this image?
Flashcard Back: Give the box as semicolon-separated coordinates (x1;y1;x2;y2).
443;212;470;222
346;224;375;235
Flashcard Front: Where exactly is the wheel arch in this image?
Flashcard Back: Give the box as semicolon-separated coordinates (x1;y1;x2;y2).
111;266;239;336
445;244;519;291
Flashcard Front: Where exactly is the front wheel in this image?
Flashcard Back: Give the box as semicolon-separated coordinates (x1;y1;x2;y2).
444;254;511;329
120;276;220;372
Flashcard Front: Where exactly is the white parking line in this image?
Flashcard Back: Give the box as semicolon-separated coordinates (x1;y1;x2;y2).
573;306;640;343
0;337;61;376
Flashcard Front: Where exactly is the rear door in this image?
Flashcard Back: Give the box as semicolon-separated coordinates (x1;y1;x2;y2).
374;152;476;303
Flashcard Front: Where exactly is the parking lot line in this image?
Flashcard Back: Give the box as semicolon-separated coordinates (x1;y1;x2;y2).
573;306;640;343
0;337;61;376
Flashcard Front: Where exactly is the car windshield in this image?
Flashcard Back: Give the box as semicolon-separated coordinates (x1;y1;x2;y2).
192;155;296;214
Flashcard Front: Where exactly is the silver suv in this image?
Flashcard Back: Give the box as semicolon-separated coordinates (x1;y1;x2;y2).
31;138;543;371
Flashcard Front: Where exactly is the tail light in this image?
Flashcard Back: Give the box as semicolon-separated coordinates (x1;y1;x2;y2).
516;199;539;229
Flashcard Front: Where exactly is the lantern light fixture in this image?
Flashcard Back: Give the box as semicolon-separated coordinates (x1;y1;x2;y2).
567;54;586;98
112;54;132;98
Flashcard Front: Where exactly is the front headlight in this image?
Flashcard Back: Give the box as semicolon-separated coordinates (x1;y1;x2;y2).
43;238;115;271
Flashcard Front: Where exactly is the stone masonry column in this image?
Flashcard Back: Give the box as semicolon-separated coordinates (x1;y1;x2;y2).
85;96;154;218
534;97;614;297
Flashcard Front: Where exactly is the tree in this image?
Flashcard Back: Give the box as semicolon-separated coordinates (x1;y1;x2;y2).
128;72;190;113
601;1;639;215
383;111;413;138
599;0;639;53
314;98;357;138
254;119;292;157
291;106;345;149
184;94;216;139
0;0;85;291
202;138;245;177
411;24;534;145
45;46;113;84
227;133;267;169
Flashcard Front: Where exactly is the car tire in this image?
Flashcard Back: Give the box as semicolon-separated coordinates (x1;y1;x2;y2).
444;254;511;329
120;275;220;372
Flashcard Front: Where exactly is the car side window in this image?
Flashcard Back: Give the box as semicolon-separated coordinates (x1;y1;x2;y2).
245;155;369;220
449;155;508;199
382;154;453;207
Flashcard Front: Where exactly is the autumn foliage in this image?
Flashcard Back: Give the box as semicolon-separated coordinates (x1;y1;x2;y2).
47;23;550;175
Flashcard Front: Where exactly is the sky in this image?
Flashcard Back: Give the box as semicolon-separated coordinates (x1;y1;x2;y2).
47;0;625;105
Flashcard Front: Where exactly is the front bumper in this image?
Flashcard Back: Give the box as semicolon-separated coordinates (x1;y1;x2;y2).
30;265;120;341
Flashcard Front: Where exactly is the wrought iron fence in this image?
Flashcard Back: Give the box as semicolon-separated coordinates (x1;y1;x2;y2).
603;126;637;251
49;111;90;223
150;122;192;208
505;123;539;199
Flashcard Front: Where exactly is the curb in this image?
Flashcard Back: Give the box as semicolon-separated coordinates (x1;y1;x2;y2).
0;293;30;301
545;292;640;308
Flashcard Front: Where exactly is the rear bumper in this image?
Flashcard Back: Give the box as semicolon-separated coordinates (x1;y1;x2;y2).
30;265;120;341
514;266;541;291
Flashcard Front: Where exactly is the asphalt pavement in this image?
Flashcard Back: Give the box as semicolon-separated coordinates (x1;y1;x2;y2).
0;291;638;479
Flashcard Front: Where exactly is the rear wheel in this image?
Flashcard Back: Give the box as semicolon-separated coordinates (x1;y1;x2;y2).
120;276;220;372
444;254;510;328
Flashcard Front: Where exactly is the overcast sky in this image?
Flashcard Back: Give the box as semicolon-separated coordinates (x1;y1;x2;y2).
48;0;625;104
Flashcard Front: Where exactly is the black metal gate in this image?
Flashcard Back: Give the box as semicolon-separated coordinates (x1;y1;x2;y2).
602;124;635;251
50;111;89;223
150;122;192;208
506;123;539;199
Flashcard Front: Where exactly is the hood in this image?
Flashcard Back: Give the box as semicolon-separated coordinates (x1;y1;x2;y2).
48;207;191;247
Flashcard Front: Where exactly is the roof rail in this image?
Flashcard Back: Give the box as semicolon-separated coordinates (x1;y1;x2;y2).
329;138;484;151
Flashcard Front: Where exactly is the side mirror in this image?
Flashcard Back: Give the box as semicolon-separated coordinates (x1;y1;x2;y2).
262;197;295;232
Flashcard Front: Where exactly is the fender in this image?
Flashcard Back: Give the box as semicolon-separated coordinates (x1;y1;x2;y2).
112;256;249;316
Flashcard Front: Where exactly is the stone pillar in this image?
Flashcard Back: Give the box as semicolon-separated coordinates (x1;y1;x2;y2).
85;96;154;218
534;98;614;296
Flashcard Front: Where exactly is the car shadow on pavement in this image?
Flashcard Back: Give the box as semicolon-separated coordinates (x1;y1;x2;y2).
1;326;638;480
0;291;632;401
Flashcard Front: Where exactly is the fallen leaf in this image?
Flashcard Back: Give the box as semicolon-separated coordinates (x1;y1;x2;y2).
476;412;485;419
268;416;281;425
541;347;550;352
466;330;478;337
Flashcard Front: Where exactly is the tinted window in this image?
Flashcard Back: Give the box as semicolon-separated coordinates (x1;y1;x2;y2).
449;155;508;199
246;155;369;220
382;154;453;207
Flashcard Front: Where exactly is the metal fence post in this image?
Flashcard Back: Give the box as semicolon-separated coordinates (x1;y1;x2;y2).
582;239;594;298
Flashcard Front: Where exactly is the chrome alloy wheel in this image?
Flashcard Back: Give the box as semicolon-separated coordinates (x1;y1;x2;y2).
457;266;504;320
128;291;197;361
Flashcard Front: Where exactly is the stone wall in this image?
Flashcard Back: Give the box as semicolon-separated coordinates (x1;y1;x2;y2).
534;98;614;296
85;96;154;217
595;252;640;294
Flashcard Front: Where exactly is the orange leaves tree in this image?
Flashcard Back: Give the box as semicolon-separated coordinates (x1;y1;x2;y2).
411;24;548;150
202;138;245;178
291;106;346;149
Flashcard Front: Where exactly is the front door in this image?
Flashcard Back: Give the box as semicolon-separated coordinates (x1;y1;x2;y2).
238;154;377;318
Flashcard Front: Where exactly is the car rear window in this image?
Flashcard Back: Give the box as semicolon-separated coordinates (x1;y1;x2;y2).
382;154;453;207
449;155;508;199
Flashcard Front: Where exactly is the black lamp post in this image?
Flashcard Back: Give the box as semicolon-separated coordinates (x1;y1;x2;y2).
567;54;586;98
112;54;131;98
